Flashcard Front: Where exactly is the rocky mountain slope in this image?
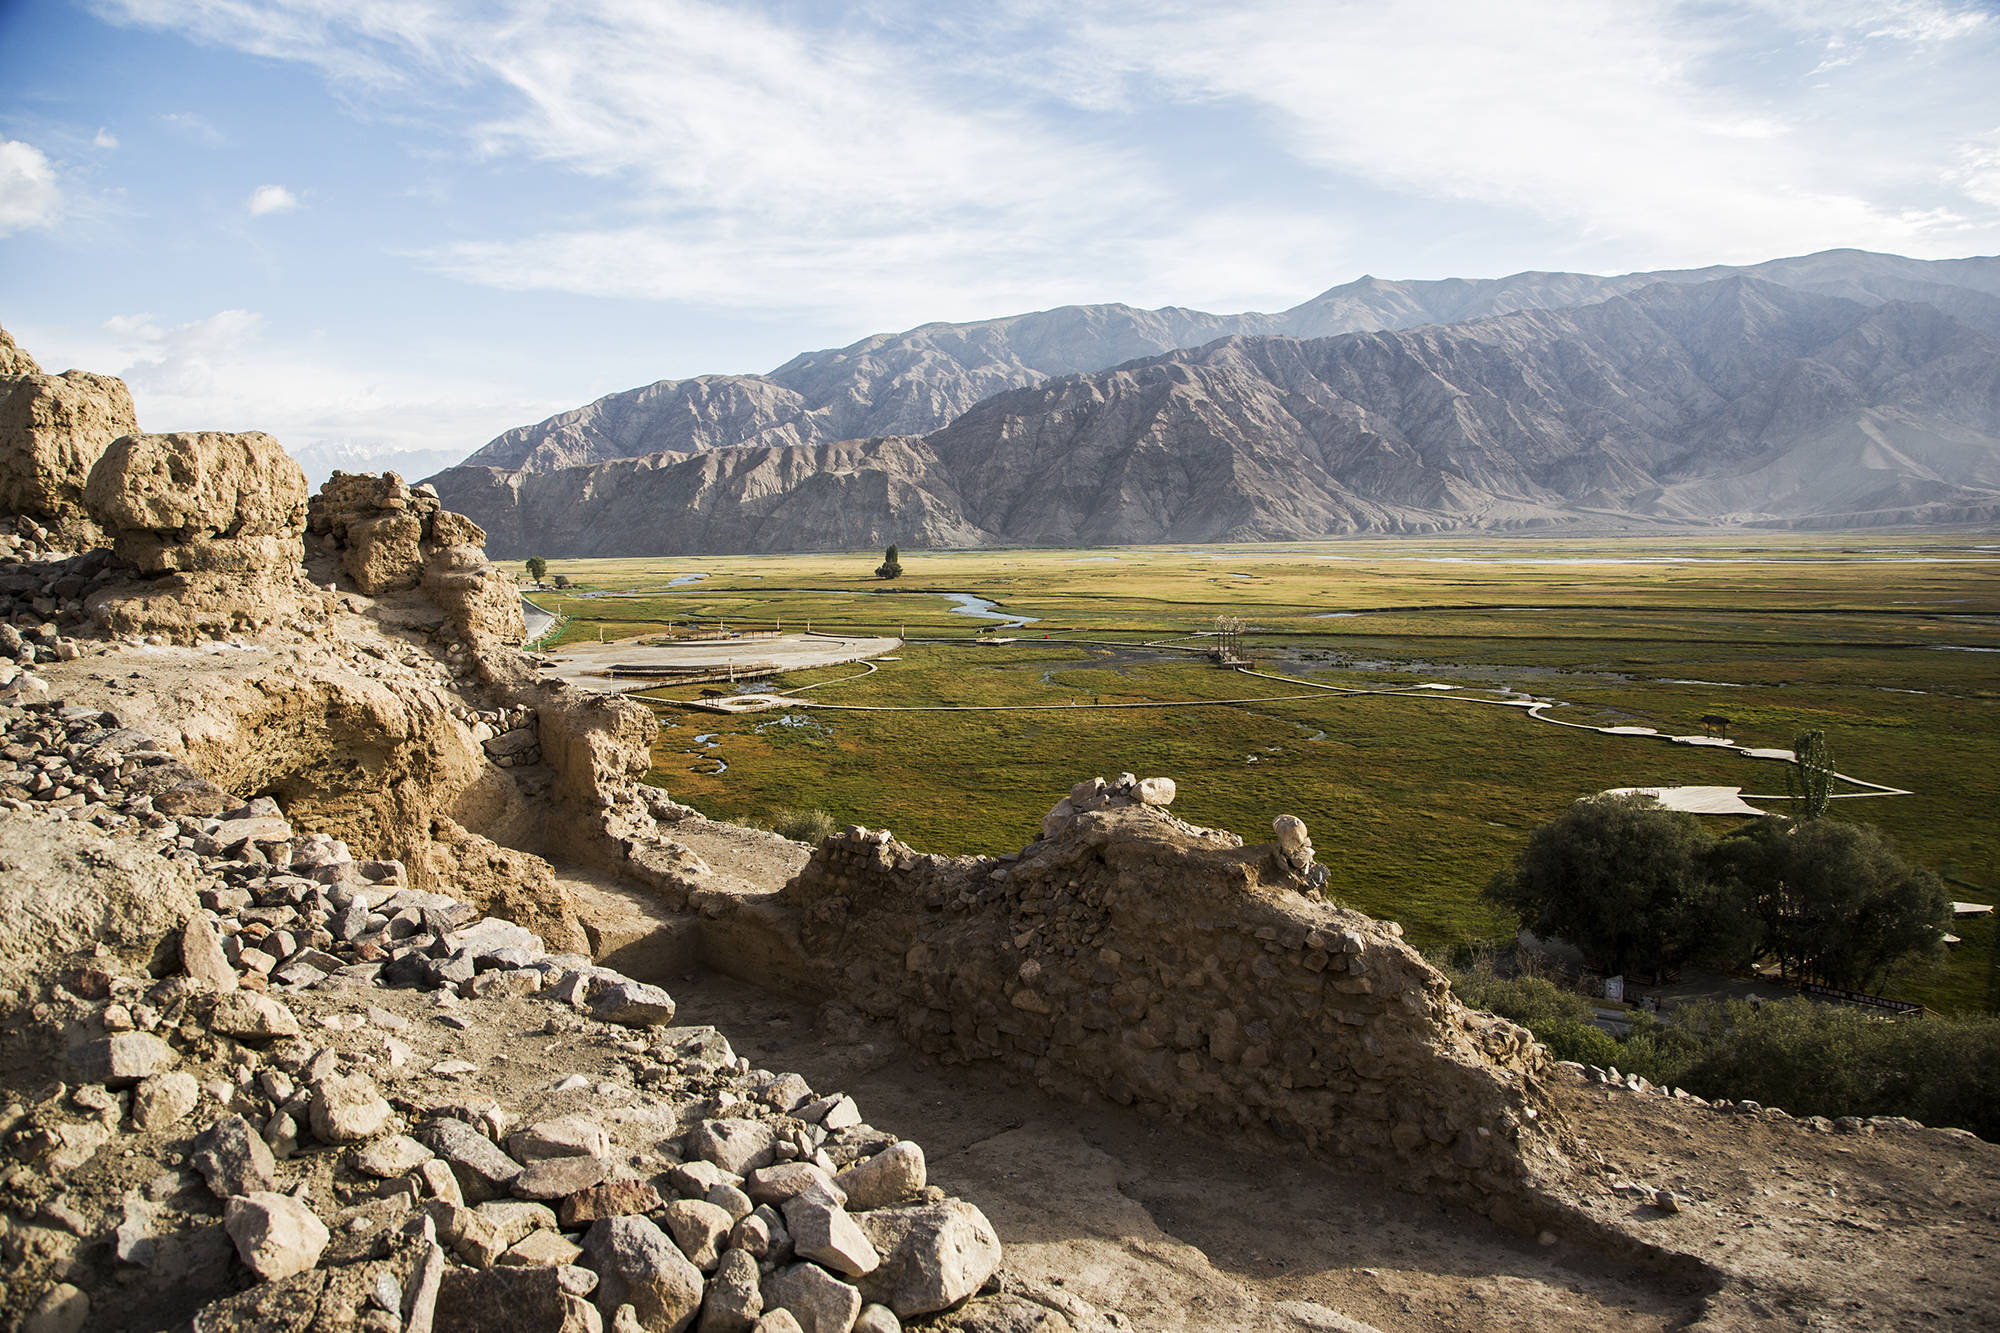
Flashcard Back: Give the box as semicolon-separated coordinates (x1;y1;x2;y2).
447;249;2000;480
440;277;2000;555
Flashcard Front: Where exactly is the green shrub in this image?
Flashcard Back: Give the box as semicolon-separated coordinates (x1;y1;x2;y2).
770;807;837;844
1447;964;2000;1140
1667;999;2000;1138
1444;967;1624;1068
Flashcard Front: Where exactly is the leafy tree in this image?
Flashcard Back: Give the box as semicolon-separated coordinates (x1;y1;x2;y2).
876;544;902;580
525;556;547;583
1788;728;1835;820
550;573;572;589
1711;817;1950;990
1485;793;1737;977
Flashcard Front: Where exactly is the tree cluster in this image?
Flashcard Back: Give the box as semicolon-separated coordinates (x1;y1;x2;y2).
876;544;902;580
1485;793;1950;991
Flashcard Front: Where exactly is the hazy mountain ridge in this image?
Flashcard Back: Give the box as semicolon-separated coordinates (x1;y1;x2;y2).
450;249;2000;478
437;276;2000;555
288;441;467;492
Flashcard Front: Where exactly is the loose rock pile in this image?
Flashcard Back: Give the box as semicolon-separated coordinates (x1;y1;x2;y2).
0;699;1022;1333
460;704;544;769
1036;773;1177;839
0;551;105;706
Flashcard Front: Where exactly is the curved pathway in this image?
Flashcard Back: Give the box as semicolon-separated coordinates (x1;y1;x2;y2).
521;594;558;644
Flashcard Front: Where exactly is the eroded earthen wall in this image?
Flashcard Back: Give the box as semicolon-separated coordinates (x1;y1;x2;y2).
732;803;1572;1221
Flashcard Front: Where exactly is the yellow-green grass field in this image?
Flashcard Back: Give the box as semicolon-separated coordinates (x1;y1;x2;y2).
519;534;2000;1012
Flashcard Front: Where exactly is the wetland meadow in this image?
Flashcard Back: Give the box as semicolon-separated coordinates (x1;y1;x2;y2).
522;535;2000;1013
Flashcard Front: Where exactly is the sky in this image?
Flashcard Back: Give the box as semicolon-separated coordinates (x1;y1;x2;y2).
3;0;1999;472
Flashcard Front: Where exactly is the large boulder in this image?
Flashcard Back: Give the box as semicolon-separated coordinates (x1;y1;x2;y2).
223;1192;329;1281
0;817;198;1003
852;1200;1001;1318
580;1214;704;1332
84;431;309;574
81;431;321;640
436;1266;604;1333
0;323;138;544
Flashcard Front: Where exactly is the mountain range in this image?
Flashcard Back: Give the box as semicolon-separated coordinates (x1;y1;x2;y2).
428;250;2000;555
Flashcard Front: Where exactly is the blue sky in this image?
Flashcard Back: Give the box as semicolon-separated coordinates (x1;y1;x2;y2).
3;0;1999;470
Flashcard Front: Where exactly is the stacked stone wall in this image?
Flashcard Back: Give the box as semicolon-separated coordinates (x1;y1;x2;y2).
756;795;1572;1221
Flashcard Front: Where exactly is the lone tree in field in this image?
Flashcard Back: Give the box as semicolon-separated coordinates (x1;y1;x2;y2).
550;573;571;589
1711;816;1950;990
876;544;902;580
1485;792;1737;978
525;556;547;583
1788;728;1835;821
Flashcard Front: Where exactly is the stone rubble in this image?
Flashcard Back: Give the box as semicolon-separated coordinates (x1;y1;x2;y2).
0;323;1098;1331
0;690;1020;1332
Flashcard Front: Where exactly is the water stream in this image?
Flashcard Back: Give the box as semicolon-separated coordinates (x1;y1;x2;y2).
942;593;1041;627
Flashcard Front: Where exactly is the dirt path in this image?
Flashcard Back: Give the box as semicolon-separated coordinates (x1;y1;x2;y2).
659;808;814;893
1550;1079;2000;1331
667;968;1705;1333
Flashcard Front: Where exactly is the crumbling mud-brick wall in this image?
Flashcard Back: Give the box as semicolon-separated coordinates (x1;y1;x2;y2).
309;471;525;653
739;788;1576;1222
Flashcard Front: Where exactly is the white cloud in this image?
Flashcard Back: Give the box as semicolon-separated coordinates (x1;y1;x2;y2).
0;140;64;237
157;110;225;145
1955;131;2000;209
1032;0;2000;267
93;128;119;150
247;184;300;216
93;0;1353;319
27;310;559;464
87;0;2000;321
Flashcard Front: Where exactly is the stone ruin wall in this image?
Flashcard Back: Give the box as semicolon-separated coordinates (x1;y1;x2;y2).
701;787;1576;1225
0;321;673;956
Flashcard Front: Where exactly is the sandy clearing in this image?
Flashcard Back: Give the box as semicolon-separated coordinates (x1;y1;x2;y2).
541;631;900;693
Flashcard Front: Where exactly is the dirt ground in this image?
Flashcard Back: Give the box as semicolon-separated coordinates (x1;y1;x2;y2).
669;969;1709;1333
1550;1080;2000;1332
640;821;2000;1333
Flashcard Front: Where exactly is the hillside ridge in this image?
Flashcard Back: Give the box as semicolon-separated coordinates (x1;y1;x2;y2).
448;248;2000;481
437;275;2000;556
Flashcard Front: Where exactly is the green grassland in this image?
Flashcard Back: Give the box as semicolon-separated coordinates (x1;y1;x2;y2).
520;535;2000;1012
